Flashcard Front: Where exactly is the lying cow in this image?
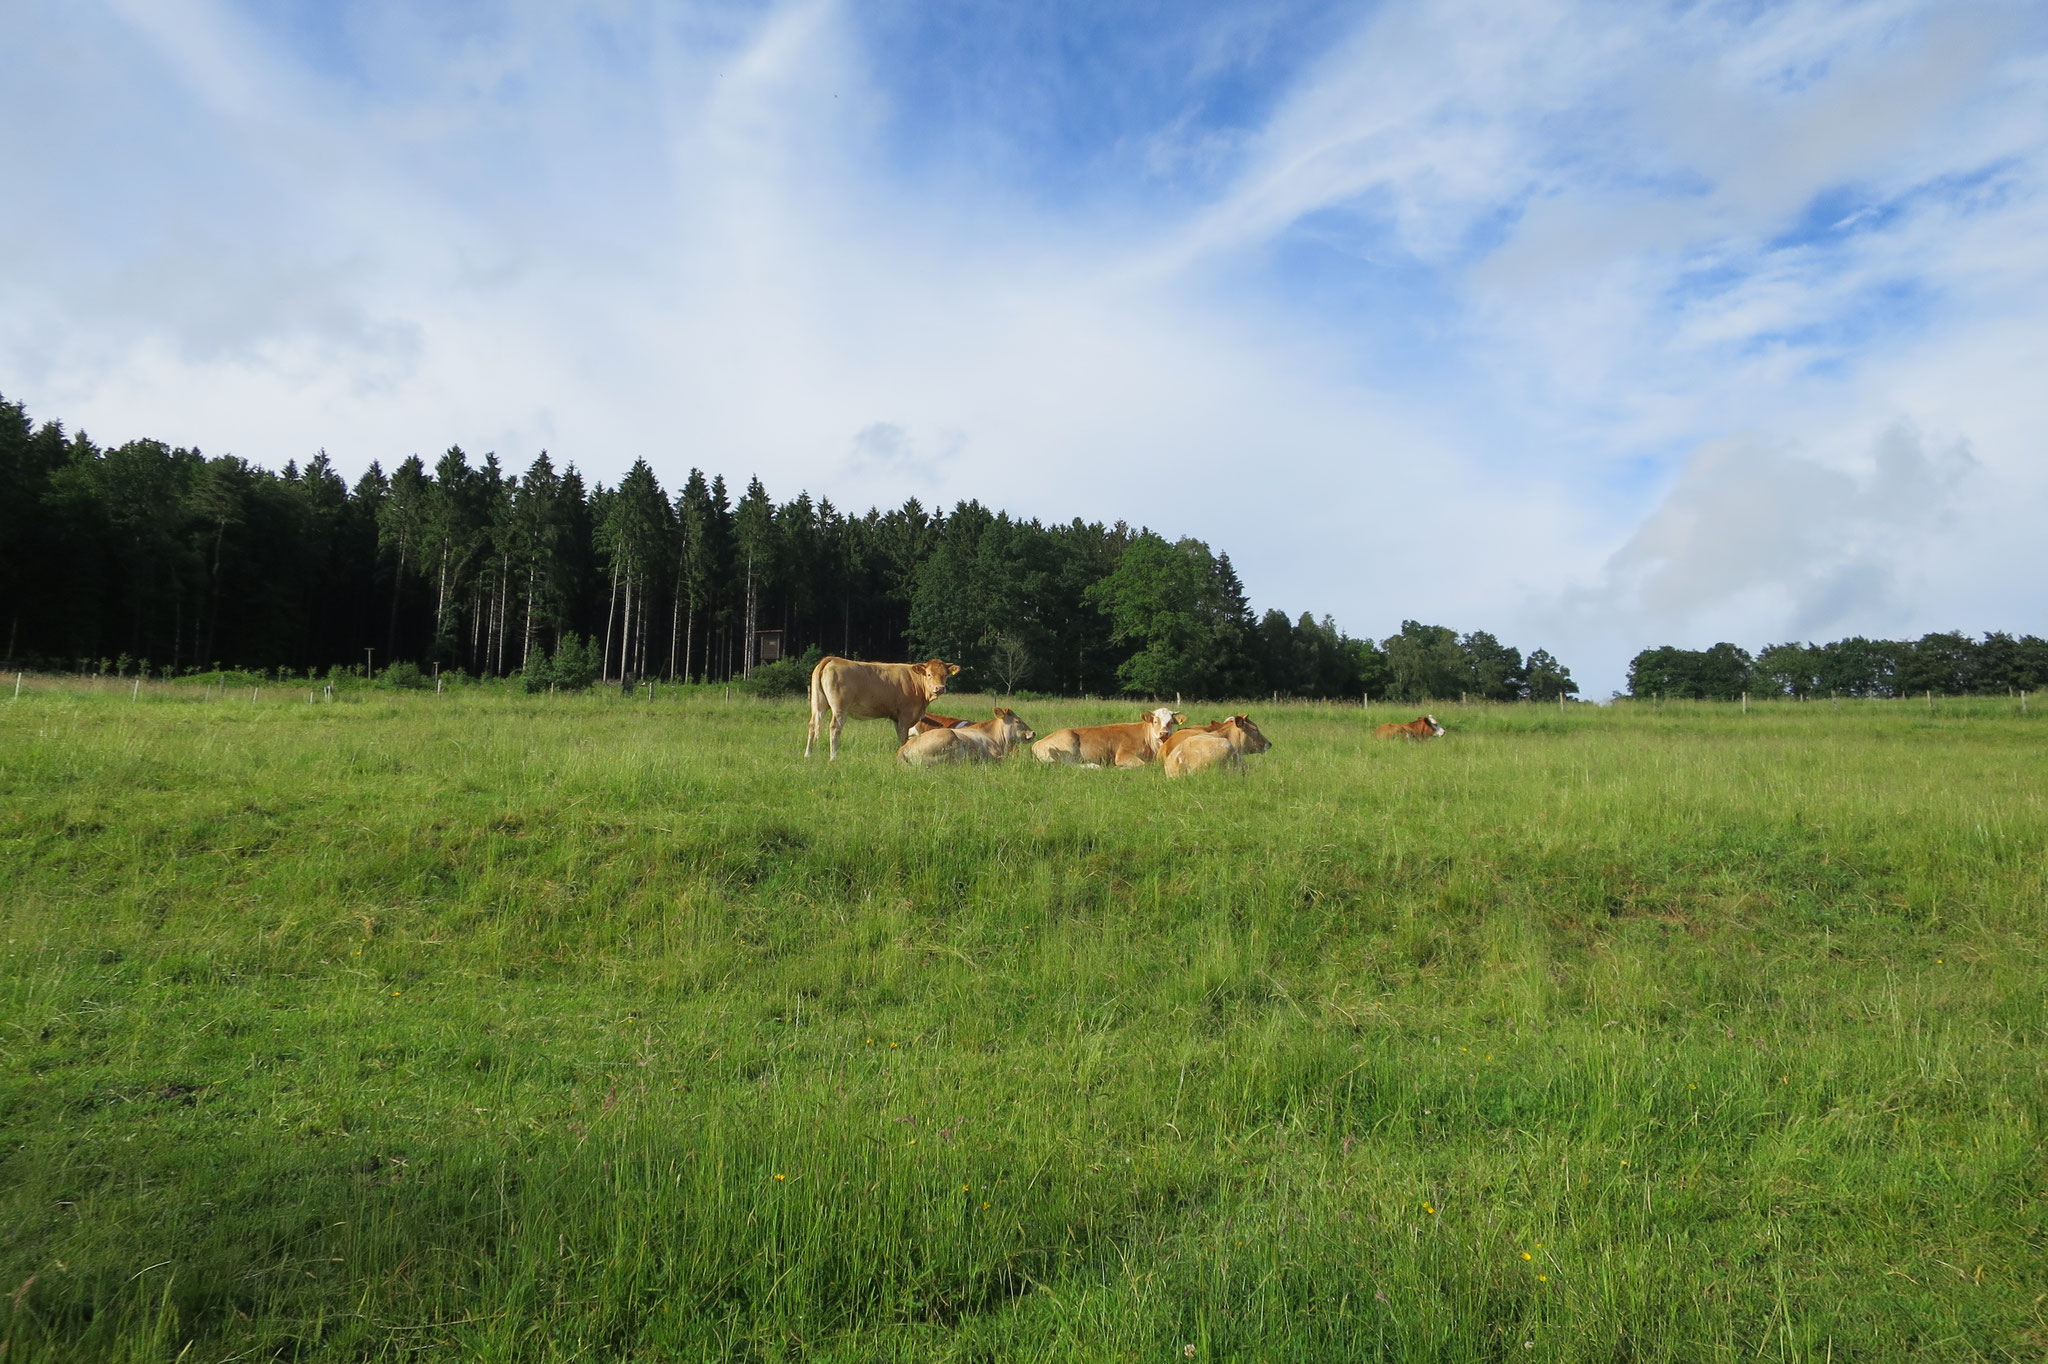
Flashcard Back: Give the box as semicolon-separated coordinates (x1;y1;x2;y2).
1030;707;1182;768
1156;713;1268;764
898;708;1036;766
907;712;968;737
805;656;960;760
1161;714;1272;778
1374;714;1445;740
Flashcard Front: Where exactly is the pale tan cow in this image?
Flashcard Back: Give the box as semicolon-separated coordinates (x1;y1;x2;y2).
1374;714;1445;740
805;656;960;760
897;708;1036;766
1030;706;1182;768
1162;714;1273;778
1156;713;1269;765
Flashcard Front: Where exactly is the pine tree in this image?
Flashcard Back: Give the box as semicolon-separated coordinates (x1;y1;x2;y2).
378;456;429;661
733;477;775;678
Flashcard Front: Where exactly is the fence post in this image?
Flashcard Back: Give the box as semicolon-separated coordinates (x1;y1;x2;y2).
12;673;19;700
133;678;141;701
1741;692;1747;714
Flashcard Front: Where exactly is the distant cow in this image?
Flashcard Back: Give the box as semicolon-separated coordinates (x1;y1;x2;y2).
898;708;1036;766
1030;707;1182;768
1161;714;1272;778
1374;714;1445;740
907;712;968;737
805;656;960;760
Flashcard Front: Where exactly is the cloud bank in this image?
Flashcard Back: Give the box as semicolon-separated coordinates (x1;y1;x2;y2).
2;0;2044;694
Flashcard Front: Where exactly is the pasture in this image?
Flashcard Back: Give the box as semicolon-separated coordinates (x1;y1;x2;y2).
1;682;2043;1361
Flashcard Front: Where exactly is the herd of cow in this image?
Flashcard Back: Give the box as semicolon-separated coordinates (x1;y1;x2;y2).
802;656;1446;774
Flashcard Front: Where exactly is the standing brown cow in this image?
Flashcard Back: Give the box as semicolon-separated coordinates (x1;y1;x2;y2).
805;657;960;760
1374;714;1445;740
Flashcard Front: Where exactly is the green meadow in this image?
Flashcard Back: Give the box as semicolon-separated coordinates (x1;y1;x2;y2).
2;680;2043;1361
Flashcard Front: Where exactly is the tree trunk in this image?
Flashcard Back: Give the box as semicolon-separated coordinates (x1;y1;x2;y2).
742;551;756;678
201;518;227;668
601;566;619;683
435;548;450;653
621;574;635;680
521;561;537;672
632;578;643;679
386;535;405;659
683;602;694;684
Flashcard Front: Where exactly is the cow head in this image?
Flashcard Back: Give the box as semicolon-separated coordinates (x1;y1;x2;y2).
1142;706;1180;734
988;706;1035;749
1424;715;1445;737
1223;713;1272;754
917;659;960;699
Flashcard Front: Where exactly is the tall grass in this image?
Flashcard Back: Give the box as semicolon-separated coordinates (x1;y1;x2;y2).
1;684;2042;1360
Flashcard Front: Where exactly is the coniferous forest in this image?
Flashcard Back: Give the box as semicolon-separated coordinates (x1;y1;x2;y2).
0;390;1586;700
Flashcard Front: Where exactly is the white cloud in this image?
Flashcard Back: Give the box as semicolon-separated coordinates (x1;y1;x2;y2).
1587;423;1974;635
2;0;2045;697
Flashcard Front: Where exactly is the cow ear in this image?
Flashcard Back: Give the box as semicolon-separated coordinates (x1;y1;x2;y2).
947;663;960;675
996;706;1011;716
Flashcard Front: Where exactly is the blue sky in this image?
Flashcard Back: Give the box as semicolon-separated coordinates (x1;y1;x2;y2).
4;0;2045;694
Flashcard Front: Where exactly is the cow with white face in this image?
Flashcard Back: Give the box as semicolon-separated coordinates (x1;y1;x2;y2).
1373;714;1445;740
806;656;960;760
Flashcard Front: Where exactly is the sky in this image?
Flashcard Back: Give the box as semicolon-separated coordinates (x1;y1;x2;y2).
3;0;2044;695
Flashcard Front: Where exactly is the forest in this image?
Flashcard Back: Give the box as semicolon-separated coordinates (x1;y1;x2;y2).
1627;634;2048;700
0;392;1580;703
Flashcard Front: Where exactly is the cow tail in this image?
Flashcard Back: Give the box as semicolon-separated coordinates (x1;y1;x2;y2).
806;656;825;745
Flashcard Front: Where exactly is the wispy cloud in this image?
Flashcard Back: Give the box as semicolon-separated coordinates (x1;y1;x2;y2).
2;0;2044;692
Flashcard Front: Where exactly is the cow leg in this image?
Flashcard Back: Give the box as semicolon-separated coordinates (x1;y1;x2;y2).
829;711;846;761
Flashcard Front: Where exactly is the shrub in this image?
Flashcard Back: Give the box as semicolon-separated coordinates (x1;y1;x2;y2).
382;661;429;690
739;645;823;698
525;634;601;693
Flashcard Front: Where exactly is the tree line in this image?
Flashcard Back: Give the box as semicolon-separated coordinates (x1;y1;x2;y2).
0;391;1580;702
1627;634;2048;700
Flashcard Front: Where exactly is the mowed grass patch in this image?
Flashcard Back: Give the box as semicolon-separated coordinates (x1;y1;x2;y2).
1;685;2043;1360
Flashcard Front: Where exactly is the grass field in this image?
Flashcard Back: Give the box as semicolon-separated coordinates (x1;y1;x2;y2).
2;680;2044;1361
